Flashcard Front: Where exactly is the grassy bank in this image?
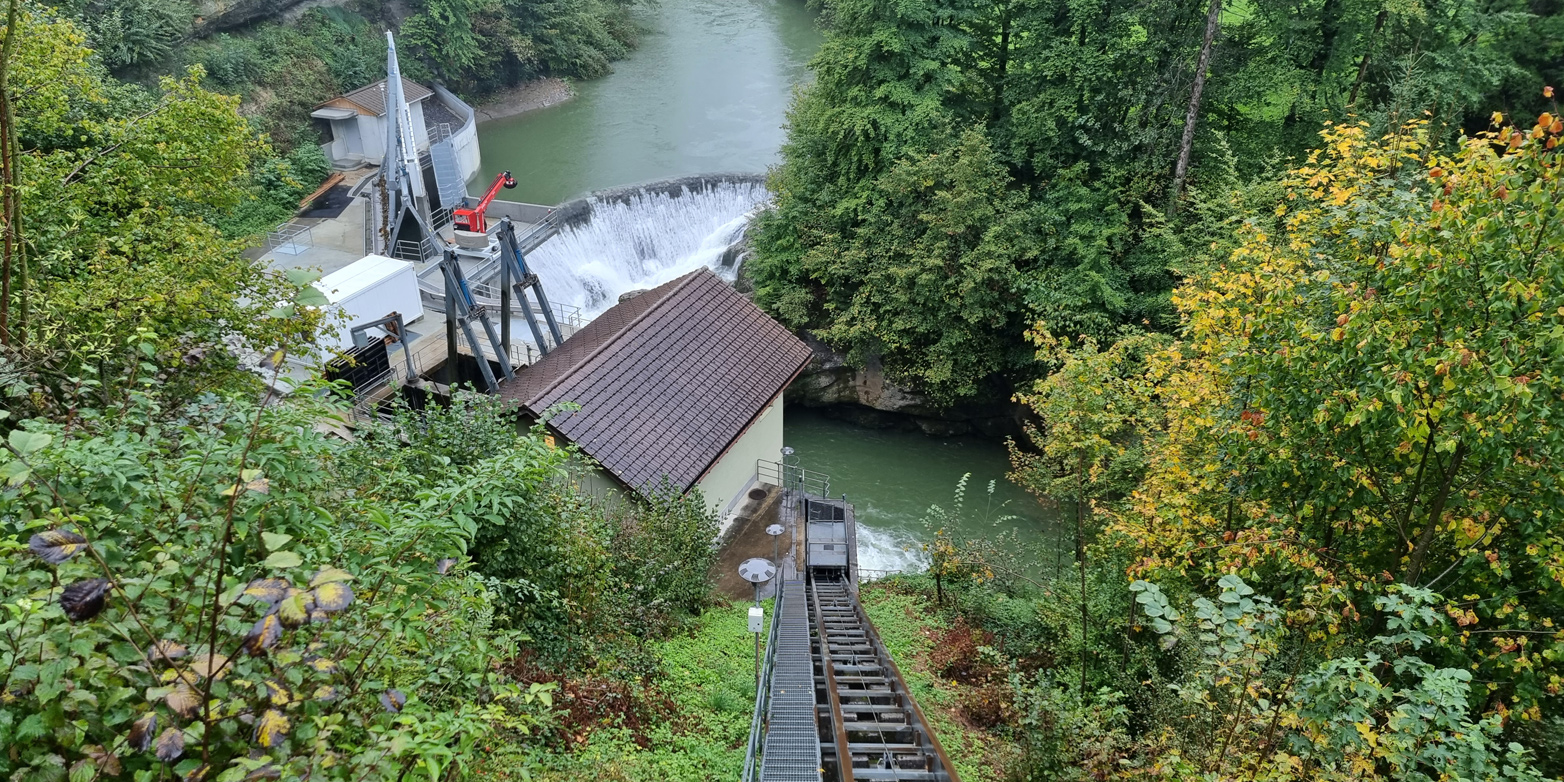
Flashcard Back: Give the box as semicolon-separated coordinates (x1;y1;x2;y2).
860;579;1019;782
477;600;769;781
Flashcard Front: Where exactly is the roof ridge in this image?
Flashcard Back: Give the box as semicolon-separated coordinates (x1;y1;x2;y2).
526;269;708;407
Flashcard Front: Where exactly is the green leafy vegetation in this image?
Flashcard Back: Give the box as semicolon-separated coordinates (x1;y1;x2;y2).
860;580;1018;781
511;601;769;782
750;0;1561;404
878;109;1564;780
55;0;635;150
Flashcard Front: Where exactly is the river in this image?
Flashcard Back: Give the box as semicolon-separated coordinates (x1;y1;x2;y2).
474;0;822;205
474;0;1060;572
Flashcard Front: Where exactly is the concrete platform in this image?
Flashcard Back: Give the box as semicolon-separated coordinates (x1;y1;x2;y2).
714;485;801;601
262;196;370;276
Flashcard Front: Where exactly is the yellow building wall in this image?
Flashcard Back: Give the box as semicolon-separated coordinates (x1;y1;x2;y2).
697;395;784;533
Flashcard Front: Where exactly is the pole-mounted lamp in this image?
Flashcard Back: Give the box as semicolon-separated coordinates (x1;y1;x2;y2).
737;557;777;691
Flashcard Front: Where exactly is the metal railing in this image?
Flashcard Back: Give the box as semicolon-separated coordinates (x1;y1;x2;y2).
740;588;784;782
391;236;441;263
757;459;830;498
265;224;313;256
857;568;904;583
505;340;543;368
332;342;423;422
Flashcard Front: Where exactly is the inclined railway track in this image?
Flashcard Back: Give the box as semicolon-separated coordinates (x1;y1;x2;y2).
749;494;956;782
810;574;957;782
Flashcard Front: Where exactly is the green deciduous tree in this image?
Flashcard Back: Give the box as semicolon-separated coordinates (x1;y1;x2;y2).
1116;112;1564;722
751;0;1557;405
2;10;314;396
1010;330;1164;692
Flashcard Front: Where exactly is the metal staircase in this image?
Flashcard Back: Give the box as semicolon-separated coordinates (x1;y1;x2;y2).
428;139;466;211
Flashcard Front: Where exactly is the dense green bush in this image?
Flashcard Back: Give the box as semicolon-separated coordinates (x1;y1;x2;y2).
0;370;556;781
216;142;332;238
347;391;720;668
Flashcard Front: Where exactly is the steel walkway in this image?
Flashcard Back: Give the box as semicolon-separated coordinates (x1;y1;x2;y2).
759;580;821;781
746;495;958;782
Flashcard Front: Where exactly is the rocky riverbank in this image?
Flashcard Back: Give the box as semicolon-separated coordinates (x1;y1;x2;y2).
785;332;1027;438
473;78;575;123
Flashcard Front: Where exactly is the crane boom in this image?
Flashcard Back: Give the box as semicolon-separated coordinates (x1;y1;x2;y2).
453;170;517;233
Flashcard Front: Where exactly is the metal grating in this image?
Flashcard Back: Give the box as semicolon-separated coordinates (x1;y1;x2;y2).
760;580;822;782
428;139;466;212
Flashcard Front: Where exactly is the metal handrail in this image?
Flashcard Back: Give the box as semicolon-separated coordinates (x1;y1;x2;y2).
857;568;903;583
757;459;830;498
741;589;783;782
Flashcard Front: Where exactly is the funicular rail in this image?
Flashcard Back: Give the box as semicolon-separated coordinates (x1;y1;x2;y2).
749;493;957;782
809;572;957;782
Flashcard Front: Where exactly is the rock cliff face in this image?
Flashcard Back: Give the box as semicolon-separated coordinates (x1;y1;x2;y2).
193;0;355;35
785;331;1026;438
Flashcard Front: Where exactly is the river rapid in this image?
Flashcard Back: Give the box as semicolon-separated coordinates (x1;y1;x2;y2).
474;0;1060;572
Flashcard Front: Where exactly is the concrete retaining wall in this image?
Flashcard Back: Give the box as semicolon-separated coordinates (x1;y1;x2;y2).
431;84;482;184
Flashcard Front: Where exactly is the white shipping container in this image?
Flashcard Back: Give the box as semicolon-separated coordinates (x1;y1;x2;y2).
313;255;424;352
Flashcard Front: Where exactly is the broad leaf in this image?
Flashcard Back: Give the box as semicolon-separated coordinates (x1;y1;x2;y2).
8;429;52;456
29;529;88;564
165;684;200;718
127;713;157;752
312;582;353;613
60;579;110;622
379;689;406;713
154;727;184;762
264;551;303;569
243;615;282;655
309;567;352;587
242;579;291;606
255;709;290;748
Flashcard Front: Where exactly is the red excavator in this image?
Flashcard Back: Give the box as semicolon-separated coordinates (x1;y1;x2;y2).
452;170;517;233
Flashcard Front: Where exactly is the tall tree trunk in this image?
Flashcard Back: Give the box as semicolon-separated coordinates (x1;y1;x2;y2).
1403;441;1467;585
1076;453;1089;696
991;7;1011;123
1310;0;1342;79
1347;8;1388;108
1169;0;1224;210
0;0;20;346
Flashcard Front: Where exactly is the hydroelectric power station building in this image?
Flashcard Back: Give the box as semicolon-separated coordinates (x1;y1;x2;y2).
499;268;813;526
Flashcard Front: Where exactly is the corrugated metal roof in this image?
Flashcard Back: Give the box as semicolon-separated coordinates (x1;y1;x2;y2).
500;269;813;492
317;77;434;117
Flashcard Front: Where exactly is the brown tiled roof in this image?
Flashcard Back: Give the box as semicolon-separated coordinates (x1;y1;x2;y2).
319;78;433;117
500;269;812;492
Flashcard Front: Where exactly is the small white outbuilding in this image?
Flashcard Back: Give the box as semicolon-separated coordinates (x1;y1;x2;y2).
312;254;424;353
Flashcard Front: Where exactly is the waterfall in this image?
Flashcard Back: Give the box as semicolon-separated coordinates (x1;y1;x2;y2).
525;179;770;315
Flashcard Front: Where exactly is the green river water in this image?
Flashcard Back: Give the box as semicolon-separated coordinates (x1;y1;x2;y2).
475;0;823;205
475;0;1059;569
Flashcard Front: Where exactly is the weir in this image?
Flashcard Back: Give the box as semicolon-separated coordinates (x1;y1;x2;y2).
746;487;959;782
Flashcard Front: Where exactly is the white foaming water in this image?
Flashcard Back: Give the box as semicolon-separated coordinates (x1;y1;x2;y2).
855;523;929;575
525;181;770;315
